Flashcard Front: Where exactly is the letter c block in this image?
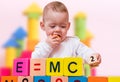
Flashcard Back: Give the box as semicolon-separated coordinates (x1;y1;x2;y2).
12;58;30;76
64;57;84;76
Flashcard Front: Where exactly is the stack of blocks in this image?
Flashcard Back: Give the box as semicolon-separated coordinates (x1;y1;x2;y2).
0;57;120;82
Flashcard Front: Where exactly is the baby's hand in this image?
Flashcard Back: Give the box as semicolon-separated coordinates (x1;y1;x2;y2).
87;53;101;67
46;34;62;48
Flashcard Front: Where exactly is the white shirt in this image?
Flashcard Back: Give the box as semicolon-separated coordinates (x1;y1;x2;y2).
31;36;95;62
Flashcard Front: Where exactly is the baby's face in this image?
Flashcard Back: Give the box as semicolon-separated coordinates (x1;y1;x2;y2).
43;10;70;41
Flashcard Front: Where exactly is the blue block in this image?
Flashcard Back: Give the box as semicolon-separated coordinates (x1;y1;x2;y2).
68;76;87;82
34;76;51;82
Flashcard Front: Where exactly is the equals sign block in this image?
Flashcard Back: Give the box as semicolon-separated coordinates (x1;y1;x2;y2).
30;58;46;76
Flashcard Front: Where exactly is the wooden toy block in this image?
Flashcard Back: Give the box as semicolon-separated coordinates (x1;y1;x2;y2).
20;50;32;58
27;40;39;51
30;58;46;76
91;68;96;76
34;76;50;82
18;76;33;82
87;55;97;66
108;76;120;82
69;76;87;82
84;64;91;76
88;76;108;82
46;58;63;76
51;76;68;82
12;58;30;76
64;57;84;76
0;67;11;76
1;76;18;82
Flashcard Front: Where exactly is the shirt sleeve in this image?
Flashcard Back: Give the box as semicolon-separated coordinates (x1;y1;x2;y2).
31;41;53;59
75;39;96;63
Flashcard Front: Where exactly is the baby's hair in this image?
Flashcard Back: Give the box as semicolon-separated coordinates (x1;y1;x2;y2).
43;1;69;21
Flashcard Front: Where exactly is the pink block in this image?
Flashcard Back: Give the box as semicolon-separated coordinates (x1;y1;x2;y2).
0;67;11;76
20;50;32;58
30;58;46;76
51;76;68;82
12;58;30;76
91;68;96;76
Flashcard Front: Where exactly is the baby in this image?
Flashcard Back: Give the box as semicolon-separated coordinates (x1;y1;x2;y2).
31;1;101;67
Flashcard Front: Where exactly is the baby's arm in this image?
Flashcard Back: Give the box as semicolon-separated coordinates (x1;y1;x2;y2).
31;42;53;58
76;41;101;67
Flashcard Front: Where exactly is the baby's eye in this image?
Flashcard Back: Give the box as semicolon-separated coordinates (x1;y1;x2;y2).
61;26;66;28
50;26;55;28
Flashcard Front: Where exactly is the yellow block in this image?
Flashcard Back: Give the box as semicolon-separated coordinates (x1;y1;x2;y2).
64;57;84;76
46;58;64;76
5;47;17;68
23;2;42;15
108;76;120;82
28;18;40;41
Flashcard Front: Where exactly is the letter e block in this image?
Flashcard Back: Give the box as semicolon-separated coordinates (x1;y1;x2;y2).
51;76;68;82
30;58;46;76
88;76;108;82
18;76;33;82
69;76;87;82
1;76;17;82
64;57;84;76
108;76;120;82
12;58;30;76
34;76;50;82
46;58;63;76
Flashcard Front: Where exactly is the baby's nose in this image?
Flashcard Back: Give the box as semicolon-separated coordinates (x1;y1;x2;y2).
55;26;61;31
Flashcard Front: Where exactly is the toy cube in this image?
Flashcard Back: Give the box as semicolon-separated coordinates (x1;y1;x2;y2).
88;76;108;82
18;76;33;82
34;76;50;82
69;76;87;82
20;50;32;58
51;76;68;82
12;58;30;76
1;76;17;82
30;58;46;76
64;57;84;76
0;67;11;76
46;58;63;76
84;64;91;76
108;76;120;82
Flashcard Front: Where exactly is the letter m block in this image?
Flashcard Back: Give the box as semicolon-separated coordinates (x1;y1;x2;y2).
12;58;30;76
46;58;63;76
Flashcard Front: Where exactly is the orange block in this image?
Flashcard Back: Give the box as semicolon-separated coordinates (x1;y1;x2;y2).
51;76;68;82
27;40;39;51
1;76;18;82
88;76;108;82
18;76;33;82
30;58;46;76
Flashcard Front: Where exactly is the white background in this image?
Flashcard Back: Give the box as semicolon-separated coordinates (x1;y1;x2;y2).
0;0;120;76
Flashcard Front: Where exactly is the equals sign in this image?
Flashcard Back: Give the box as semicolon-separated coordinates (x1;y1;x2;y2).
34;63;41;71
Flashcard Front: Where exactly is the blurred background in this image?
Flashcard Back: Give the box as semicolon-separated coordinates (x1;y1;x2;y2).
0;0;120;76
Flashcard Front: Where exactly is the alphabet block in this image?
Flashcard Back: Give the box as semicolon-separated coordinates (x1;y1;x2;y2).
51;76;68;82
108;76;120;82
69;76;87;82
88;76;108;82
34;76;50;82
1;76;18;82
0;67;11;76
64;57;84;76
30;58;46;76
18;76;33;82
46;58;64;76
12;58;30;76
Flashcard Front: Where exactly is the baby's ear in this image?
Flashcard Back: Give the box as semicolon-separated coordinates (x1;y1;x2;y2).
40;21;45;30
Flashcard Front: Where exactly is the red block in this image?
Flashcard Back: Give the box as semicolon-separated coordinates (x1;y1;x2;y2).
0;67;11;76
20;50;32;58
